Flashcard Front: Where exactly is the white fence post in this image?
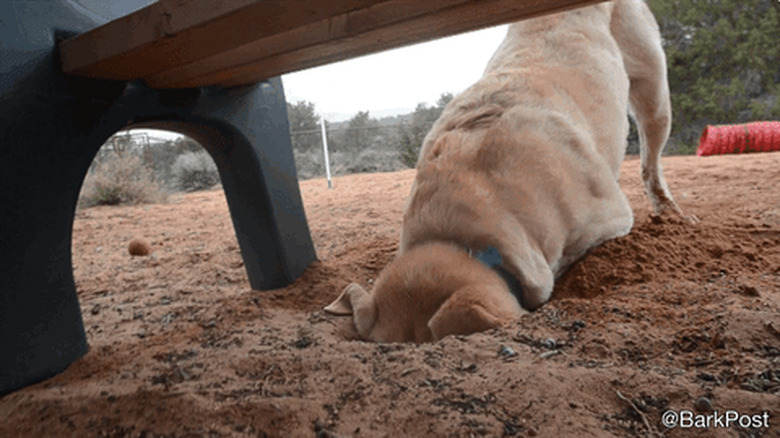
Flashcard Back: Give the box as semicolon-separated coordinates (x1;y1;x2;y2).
320;116;333;189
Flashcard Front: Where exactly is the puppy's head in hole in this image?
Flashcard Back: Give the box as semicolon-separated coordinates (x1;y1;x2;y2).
324;242;526;343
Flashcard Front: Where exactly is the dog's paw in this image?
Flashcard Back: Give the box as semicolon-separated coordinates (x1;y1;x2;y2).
652;197;698;225
669;207;699;225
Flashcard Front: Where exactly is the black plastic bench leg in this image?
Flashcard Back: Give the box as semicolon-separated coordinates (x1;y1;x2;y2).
155;82;318;290
1;1;316;395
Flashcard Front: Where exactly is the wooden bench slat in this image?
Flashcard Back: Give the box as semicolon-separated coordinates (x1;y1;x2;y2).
60;0;606;89
59;0;388;79
146;0;475;88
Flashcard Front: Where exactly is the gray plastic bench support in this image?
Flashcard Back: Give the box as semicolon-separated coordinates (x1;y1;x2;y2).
1;0;317;395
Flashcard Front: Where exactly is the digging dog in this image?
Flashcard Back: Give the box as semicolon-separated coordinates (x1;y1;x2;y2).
325;0;691;342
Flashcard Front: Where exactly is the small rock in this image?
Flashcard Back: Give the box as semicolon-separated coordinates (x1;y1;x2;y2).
498;345;517;358
693;396;714;413
738;285;760;297
460;363;478;373
293;336;312;349
177;367;191;381
697;372;716;382
541;338;557;349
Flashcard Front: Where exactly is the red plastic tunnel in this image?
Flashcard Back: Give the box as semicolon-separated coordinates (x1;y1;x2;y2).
697;121;780;156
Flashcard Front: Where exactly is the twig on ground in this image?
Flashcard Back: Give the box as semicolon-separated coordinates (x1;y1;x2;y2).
615;390;662;438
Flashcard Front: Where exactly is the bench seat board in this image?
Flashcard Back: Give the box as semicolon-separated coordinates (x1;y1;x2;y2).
60;0;606;89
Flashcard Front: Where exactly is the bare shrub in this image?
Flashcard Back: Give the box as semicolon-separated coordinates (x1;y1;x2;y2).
79;153;167;208
293;148;326;180
171;150;220;192
295;145;405;180
330;147;405;175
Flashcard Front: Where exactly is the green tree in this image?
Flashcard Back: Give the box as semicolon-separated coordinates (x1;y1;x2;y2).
286;100;321;152
648;0;779;153
339;110;381;153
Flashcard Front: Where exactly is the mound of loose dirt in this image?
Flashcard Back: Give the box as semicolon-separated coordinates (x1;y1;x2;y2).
1;153;778;437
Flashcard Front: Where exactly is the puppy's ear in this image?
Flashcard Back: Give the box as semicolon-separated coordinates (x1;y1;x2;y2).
324;282;362;315
324;283;378;340
427;286;505;341
324;283;360;316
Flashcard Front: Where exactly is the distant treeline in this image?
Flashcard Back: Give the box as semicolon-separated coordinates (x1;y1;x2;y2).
648;0;779;153
287;94;453;179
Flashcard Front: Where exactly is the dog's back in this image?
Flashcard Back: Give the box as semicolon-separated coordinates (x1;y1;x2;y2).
481;2;631;174
401;2;654;310
328;0;689;342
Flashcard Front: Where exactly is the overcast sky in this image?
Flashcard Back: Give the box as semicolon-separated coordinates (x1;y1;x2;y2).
87;1;510;131
282;25;508;122
134;25;507;140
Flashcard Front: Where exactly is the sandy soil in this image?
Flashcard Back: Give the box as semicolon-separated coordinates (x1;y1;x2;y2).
1;152;779;437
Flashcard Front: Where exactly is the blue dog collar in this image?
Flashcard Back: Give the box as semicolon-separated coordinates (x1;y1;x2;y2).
472;246;525;308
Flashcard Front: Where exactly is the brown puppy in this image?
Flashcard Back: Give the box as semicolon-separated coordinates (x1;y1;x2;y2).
325;0;690;342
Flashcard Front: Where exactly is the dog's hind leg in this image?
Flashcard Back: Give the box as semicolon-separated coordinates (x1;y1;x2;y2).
610;0;695;221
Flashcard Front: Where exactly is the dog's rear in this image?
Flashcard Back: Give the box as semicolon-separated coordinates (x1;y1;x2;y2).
326;0;689;342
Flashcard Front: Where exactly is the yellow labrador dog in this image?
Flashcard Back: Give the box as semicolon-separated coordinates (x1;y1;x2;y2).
325;0;689;342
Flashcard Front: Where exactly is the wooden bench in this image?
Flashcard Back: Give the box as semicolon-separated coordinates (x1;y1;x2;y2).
59;0;605;88
1;0;603;395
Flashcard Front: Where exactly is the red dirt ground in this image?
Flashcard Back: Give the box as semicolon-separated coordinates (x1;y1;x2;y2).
1;152;779;437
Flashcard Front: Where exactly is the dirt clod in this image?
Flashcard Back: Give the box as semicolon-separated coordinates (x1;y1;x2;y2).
127;238;152;256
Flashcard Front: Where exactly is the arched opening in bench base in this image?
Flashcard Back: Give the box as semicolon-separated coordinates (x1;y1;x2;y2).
1;2;315;392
